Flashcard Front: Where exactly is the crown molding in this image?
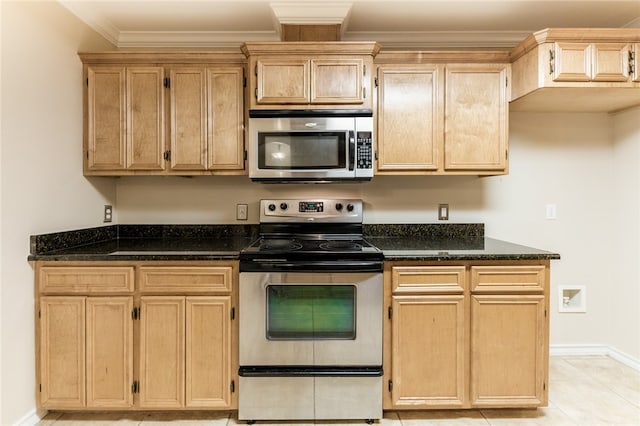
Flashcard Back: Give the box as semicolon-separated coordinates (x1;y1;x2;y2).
59;0;120;46
344;31;531;49
117;31;279;49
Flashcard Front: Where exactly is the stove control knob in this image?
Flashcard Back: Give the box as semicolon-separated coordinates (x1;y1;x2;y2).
268;203;276;211
335;203;343;211
280;202;288;211
347;203;355;212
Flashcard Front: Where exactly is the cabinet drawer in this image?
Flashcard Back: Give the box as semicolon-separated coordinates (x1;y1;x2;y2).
392;266;466;293
139;266;233;293
471;266;545;293
39;266;134;293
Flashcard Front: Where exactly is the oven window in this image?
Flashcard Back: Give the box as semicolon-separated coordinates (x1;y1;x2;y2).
266;285;356;340
258;132;346;169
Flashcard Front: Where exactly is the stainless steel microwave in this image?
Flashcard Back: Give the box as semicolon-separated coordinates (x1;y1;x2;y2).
248;110;374;183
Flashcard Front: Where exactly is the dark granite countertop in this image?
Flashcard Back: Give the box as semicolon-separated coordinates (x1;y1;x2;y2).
29;223;560;262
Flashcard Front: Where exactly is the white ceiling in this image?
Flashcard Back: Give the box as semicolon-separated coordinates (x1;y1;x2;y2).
59;0;640;49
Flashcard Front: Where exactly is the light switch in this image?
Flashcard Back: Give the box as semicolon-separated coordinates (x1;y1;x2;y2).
438;204;449;221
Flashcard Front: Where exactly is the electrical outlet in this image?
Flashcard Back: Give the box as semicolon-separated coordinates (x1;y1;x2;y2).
438;204;449;220
236;204;248;221
103;205;113;223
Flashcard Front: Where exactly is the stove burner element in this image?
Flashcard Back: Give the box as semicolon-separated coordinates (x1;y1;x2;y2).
319;241;363;251
259;239;303;251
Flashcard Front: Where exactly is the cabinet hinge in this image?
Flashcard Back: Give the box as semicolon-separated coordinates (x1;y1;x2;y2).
254;88;258;99
374;76;378;88
163;77;170;89
231;307;236;321
86;78;89;87
543;382;546;391
363;64;366;76
131;307;141;320
544;308;547;318
388;380;393;392
506;76;508;87
243;150;248;161
629;50;636;76
506;149;509;160
164;151;171;161
243;77;247;88
39;384;42;392
375;151;379;161
38;309;41;319
132;380;139;394
549;49;555;75
363;87;366;99
231;380;236;393
254;64;258;76
388;306;392;319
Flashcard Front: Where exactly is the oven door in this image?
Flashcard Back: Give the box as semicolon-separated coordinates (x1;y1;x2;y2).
239;272;382;366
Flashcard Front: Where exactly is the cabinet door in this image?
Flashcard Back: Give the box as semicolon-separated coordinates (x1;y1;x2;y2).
86;297;133;408
377;66;443;172
311;59;363;104
139;296;185;408
207;67;245;170
391;295;466;408
185;296;233;408
126;67;165;170
471;294;545;407
39;297;86;408
86;66;126;170
444;64;508;171
552;43;592;82
256;59;309;104
592;43;630;82
170;68;207;170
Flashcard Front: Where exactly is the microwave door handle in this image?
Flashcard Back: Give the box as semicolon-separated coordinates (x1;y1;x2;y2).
348;131;355;171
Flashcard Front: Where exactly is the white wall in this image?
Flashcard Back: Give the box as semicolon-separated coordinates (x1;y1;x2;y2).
0;2;115;424
610;107;640;359
117;112;637;359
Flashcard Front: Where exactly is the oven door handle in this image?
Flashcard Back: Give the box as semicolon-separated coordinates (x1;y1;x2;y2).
239;260;383;273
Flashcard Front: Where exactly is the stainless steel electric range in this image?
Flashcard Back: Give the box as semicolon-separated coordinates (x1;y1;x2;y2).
238;199;383;423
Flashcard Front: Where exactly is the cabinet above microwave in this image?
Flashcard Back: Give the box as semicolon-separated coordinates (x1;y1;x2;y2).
241;42;380;111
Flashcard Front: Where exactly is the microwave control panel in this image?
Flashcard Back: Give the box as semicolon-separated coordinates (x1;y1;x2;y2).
356;131;373;169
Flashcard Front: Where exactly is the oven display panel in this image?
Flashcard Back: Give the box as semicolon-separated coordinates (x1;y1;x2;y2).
299;201;323;213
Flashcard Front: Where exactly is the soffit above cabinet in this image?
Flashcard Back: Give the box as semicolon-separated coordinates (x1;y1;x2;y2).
59;0;640;50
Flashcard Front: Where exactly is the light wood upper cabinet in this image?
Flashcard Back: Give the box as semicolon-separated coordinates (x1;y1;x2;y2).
39;296;133;409
510;29;640;112
86;66;165;173
80;52;246;176
206;67;245;171
376;66;442;172
444;64;508;172
86;66;126;171
375;59;508;175
242;42;379;110
170;68;207;171
254;58;365;106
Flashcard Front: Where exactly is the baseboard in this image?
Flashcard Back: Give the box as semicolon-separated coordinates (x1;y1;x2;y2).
550;344;640;371
14;408;46;426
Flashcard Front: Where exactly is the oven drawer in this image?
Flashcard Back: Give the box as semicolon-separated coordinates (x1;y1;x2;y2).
238;376;382;421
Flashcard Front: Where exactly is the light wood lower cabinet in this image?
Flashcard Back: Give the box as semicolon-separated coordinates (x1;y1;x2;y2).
385;262;549;410
139;296;233;409
39;296;133;409
35;261;237;411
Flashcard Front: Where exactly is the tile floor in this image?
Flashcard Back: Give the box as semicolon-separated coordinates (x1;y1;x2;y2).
38;356;640;426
